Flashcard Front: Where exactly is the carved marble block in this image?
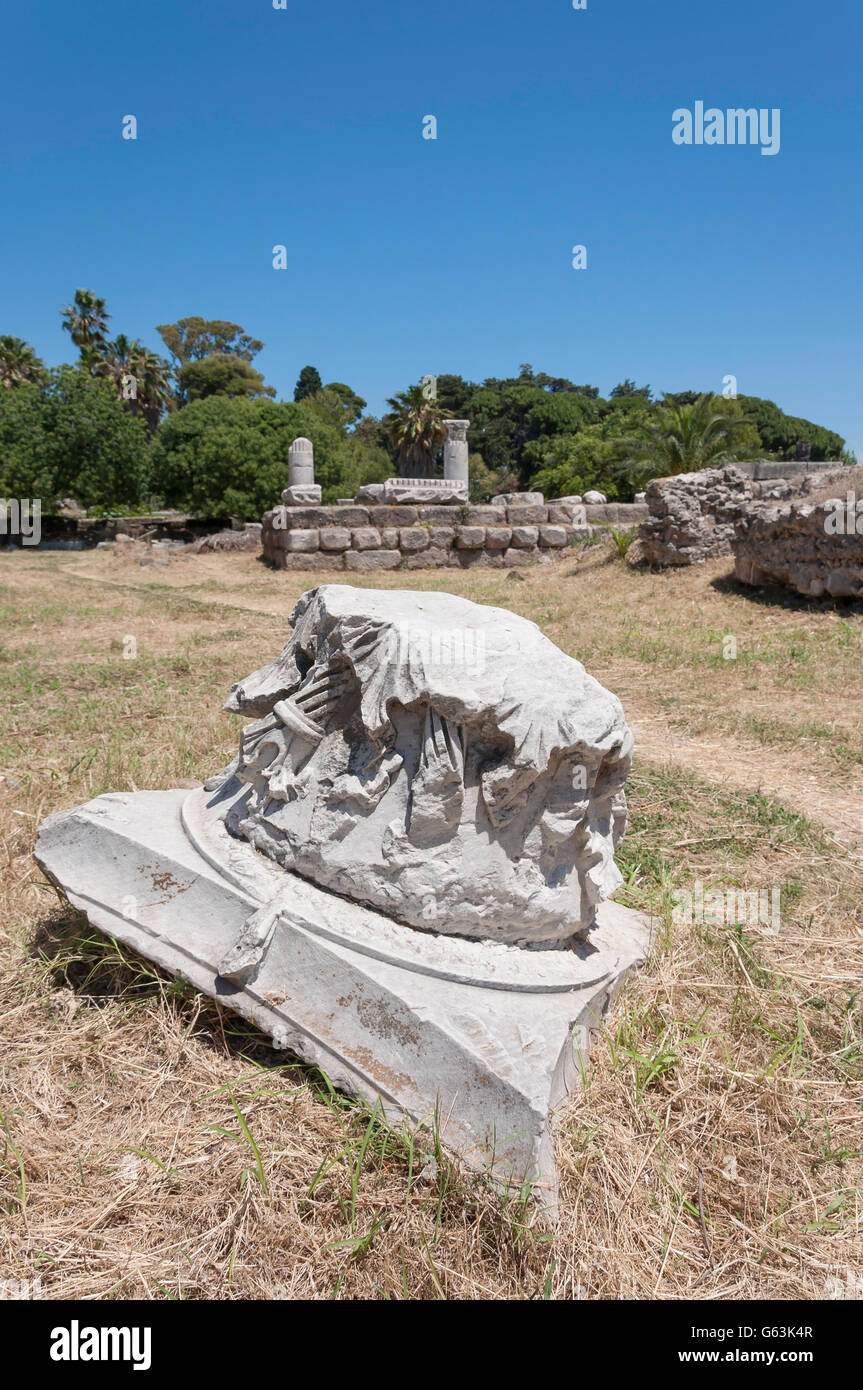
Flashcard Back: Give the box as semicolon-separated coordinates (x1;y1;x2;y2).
222;587;632;948
35;586;648;1206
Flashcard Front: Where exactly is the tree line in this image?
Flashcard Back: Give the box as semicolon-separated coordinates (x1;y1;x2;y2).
0;295;850;520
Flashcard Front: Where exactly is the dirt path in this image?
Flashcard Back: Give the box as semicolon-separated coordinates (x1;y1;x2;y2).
628;711;863;853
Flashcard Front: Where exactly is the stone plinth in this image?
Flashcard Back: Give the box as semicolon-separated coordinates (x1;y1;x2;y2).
36;786;648;1205
261;502;569;570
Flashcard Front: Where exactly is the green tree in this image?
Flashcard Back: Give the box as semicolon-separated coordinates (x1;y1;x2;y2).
178;355;275;403
156;318;268;407
0;336;44;390
434;373;472;417
149;396;370;518
527;424;623;500
322;381;367;427
304;383;367;431
611;393;756;490
610;378;652;400
156;318;263;365
43;367;150;508
294;365;323;401
735;394;843;461
0;368;150;511
60;289;110;370
0;383;53;500
96;334;172;433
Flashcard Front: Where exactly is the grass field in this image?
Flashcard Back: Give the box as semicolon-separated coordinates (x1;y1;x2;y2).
1;541;862;1300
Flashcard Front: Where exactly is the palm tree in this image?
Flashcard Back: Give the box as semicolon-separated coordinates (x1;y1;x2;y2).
132;346;171;433
95;332;139;387
612;393;756;490
97;334;171;433
61;289;110;365
0;335;44;389
384;384;448;477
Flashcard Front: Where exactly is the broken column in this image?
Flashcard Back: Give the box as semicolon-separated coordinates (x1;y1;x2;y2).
283;436;322;505
443;419;470;487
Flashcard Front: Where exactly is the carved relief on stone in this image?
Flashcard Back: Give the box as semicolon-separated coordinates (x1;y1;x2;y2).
216;586;632;949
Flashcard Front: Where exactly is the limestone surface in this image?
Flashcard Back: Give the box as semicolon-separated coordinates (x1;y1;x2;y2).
221;586;633;948
383;477;467;505
733;497;863;598
639;465;754;566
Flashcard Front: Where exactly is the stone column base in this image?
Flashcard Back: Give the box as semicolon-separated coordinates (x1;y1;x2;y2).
35;786;650;1209
281;484;322;506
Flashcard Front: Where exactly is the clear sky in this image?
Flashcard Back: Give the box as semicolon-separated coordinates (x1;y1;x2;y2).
2;0;861;453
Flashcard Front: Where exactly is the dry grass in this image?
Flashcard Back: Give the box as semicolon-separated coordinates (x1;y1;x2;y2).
1;546;862;1300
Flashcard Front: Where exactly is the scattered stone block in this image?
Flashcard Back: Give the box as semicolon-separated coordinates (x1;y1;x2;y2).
281;484;322;506
383;477;467;505
492;492;544;507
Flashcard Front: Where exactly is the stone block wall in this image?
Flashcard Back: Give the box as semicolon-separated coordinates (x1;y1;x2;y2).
261;501;579;571
638;465;755;566
639;462;861;568
733;499;863;599
261;497;650;572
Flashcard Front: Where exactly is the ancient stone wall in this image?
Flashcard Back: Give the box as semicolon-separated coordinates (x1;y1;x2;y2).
263;500;569;570
261;498;648;571
733;498;863;599
638;465;754;566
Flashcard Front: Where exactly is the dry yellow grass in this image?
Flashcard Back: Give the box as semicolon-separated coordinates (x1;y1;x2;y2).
1;544;861;1300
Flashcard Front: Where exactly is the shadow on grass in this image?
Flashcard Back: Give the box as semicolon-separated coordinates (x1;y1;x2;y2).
710;570;862;615
26;901;524;1234
28;900;335;1091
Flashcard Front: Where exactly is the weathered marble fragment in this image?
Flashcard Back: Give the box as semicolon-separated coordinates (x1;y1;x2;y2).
221;586;632;948
35;586;648;1205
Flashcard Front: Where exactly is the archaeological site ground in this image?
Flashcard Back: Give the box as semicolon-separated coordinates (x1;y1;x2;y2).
1;538;861;1301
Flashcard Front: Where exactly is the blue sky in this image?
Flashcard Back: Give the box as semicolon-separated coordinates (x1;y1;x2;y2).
1;0;861;453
